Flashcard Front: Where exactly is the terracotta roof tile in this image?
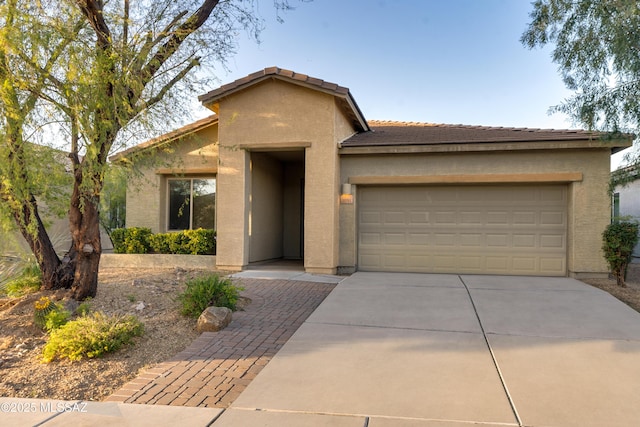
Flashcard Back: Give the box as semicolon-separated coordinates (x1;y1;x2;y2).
342;120;622;146
199;67;352;105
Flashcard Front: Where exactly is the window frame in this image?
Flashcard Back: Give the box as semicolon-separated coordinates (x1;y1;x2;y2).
166;176;216;231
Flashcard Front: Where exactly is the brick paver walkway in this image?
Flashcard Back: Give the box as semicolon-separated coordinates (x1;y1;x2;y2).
105;278;336;408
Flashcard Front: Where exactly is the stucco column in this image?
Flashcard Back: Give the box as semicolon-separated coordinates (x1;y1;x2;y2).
568;151;611;277
304;145;340;274
215;147;250;271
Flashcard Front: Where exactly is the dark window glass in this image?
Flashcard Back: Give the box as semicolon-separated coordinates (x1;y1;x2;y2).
168;178;216;230
192;179;216;229
169;180;191;230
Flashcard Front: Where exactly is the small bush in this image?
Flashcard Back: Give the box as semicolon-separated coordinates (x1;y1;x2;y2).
149;233;172;254
111;227;152;254
110;228;127;253
44;306;71;332
34;296;57;329
184;229;216;255
602;220;639;287
76;300;92;317
177;274;242;318
5;262;42;297
34;297;70;332
149;229;216;255
42;312;143;362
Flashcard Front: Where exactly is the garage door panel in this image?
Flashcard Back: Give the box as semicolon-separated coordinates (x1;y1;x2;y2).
360;232;381;245
541;211;565;225
459;233;483;246
512;257;537;273
513;234;536;248
358;185;567;276
409;211;429;223
513;211;536;224
540;234;564;248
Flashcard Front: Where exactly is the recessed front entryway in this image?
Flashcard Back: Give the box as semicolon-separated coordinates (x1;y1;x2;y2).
358;184;567;276
248;150;305;263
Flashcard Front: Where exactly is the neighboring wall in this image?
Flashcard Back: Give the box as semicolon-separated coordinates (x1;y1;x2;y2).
339;148;612;277
125;124;218;233
615;178;640;259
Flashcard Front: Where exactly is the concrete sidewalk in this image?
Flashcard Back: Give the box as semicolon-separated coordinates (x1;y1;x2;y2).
4;272;640;426
214;272;640;427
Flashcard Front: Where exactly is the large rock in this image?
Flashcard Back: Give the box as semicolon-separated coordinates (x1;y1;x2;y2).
196;306;232;333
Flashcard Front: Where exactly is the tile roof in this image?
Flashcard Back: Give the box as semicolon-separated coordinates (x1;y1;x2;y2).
342;120;616;146
110;115;218;161
198;67;368;132
199;67;350;104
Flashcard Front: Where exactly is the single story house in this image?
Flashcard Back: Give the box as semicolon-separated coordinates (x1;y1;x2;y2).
112;67;631;278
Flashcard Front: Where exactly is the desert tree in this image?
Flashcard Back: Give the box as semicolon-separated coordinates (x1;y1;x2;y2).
0;0;299;299
522;0;640;135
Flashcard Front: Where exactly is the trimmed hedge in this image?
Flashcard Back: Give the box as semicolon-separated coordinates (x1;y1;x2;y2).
111;227;152;254
111;228;215;255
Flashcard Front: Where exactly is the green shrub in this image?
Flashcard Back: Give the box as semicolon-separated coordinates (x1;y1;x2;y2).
44;306;71;332
149;233;172;254
168;232;190;254
76;300;92;317
42;312;144;362
602;220;639;287
149;229;216;255
5;262;42;297
114;227;215;255
177;274;242;318
110;228;127;253
184;229;216;255
111;227;152;254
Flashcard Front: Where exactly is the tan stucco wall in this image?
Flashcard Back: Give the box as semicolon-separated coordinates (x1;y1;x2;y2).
339;148;612;277
125;125;218;233
213;79;356;273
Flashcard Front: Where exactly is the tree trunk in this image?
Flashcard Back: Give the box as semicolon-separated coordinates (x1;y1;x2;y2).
616;263;628;288
13;196;74;290
68;177;102;300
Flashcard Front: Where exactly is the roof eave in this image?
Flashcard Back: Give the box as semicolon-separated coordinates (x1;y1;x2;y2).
109;115;218;162
339;138;632;155
198;67;369;132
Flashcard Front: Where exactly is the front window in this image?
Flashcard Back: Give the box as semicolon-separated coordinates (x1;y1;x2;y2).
168;178;216;230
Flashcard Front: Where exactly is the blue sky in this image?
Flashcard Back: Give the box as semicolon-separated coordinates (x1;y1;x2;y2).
192;0;628;166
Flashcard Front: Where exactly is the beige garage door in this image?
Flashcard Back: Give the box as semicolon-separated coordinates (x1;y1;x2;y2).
358;185;567;276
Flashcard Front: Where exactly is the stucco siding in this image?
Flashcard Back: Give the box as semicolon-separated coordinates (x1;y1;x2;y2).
126;169;162;232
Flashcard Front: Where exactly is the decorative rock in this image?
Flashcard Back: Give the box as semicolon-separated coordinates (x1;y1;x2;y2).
196;307;232;333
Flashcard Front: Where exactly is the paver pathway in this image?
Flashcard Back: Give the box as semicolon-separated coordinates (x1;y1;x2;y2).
106;278;335;408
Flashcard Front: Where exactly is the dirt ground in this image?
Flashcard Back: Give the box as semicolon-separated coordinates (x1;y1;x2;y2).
0;269;639;402
0;268;207;401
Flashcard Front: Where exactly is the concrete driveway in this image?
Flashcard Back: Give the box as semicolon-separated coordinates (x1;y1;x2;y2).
212;272;640;427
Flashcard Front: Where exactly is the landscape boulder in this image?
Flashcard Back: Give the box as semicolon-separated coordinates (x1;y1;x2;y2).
196;306;232;333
